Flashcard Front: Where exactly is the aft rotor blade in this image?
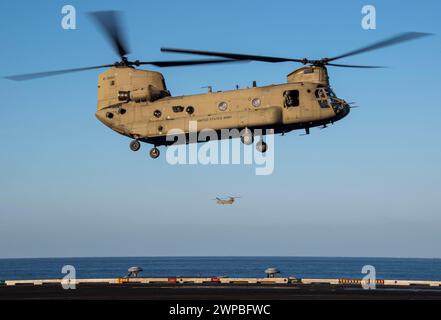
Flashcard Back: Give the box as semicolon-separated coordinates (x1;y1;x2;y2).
4;64;114;81
89;11;130;59
326;63;386;68
327;32;432;62
137;59;243;67
161;48;305;63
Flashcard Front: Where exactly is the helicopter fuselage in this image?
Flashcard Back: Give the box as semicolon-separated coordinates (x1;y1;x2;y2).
95;65;350;147
216;198;236;205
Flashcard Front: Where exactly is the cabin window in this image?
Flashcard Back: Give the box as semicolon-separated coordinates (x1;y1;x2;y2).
218;101;228;111
172;106;184;113
186;106;195;114
252;98;261;108
284;90;299;107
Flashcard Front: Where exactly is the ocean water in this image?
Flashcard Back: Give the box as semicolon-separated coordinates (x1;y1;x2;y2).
0;257;440;281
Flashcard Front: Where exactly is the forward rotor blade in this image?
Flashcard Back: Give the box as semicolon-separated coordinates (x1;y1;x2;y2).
161;48;305;63
89;11;130;59
327;32;432;62
326;63;386;68
137;59;243;67
4;64;114;81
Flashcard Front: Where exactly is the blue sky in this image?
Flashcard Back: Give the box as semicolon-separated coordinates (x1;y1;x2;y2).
0;0;440;258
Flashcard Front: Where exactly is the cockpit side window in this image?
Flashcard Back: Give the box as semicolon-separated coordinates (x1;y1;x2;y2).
315;88;330;108
283;90;299;107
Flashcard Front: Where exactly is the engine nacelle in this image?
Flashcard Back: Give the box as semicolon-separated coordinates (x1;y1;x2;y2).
287;66;329;86
97;67;169;110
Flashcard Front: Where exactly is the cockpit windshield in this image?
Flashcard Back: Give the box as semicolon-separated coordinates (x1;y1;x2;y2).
326;88;336;98
315;87;345;111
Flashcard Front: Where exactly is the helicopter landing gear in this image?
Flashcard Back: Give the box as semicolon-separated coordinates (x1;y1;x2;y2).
256;140;268;153
130;139;141;152
241;128;254;145
149;147;160;159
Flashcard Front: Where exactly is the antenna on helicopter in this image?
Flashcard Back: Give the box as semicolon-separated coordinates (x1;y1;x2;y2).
202;86;213;93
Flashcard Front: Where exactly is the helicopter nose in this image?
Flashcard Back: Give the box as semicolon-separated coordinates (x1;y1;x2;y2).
95;109;113;125
95;110;104;122
333;101;350;121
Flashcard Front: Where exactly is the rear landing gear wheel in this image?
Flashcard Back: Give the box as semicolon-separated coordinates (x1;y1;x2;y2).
149;147;160;159
256;140;268;153
130;140;141;152
241;128;254;145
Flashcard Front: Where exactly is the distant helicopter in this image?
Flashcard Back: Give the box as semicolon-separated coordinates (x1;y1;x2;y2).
213;196;241;205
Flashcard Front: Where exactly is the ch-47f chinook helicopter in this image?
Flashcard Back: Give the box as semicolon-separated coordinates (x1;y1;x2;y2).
5;11;431;158
213;196;241;205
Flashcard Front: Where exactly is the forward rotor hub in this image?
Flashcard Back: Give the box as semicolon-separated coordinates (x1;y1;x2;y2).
114;57;140;68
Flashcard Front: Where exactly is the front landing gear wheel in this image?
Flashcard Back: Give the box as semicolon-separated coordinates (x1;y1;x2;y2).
149;147;160;159
241;128;254;145
130;140;141;152
256;141;268;153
